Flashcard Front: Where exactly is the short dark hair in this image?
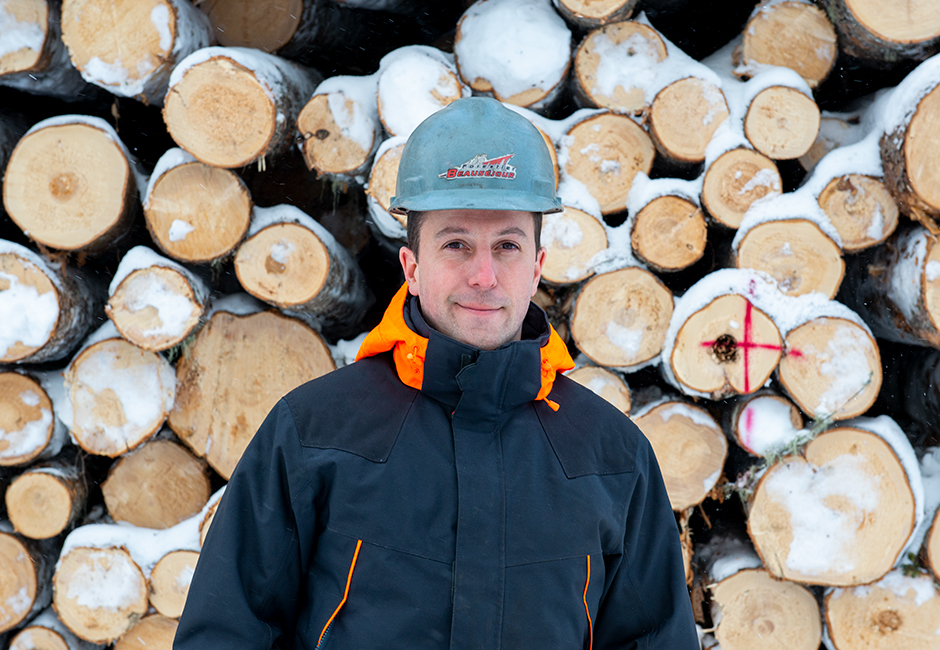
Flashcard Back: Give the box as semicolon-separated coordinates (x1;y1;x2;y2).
406;210;542;259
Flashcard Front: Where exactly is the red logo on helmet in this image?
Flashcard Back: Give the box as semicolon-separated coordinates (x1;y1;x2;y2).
439;153;516;180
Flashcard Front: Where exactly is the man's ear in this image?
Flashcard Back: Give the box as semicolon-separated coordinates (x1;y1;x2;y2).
531;247;546;297
399;246;420;296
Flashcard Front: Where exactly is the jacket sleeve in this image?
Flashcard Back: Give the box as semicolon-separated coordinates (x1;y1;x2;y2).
174;399;314;650
592;435;700;650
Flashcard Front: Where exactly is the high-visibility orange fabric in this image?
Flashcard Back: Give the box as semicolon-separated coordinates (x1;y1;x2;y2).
356;283;574;409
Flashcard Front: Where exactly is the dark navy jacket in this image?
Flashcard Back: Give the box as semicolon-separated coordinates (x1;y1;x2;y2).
174;289;698;649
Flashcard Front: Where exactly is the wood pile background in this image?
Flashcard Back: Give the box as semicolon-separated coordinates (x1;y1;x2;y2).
2;0;940;648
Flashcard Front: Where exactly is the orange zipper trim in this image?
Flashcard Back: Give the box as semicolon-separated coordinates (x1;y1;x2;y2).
583;555;593;650
317;539;363;648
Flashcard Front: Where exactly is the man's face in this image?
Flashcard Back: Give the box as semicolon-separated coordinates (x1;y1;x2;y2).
399;209;545;351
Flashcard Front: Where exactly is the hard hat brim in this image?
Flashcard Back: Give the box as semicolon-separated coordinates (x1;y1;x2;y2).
389;189;563;216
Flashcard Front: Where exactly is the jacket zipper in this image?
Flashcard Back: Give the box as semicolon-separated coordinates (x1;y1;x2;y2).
316;539;363;649
583;555;593;650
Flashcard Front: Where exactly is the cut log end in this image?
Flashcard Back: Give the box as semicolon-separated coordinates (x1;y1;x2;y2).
198;0;302;52
150;550;199;618
0;252;60;363
0;0;48;76
843;0;940;44
702;148;781;229
570;267;674;369
748;427;914;586
556;0;639;26
633;401;727;510
0;372;55;465
297;93;373;176
817;174;899;251
902;83;940;217
365;141;407;229
10;625;70;650
7;472;74;539
235;223;331;307
670;294;781;398
744;86;820;160
567;366;631;415
735;219;844;298
927;507;940;580
732;392;804;457
377;51;465;136
632;195;707;272
145;160;252;263
778;317;881;421
199;500;220;547
649;77;729;164
540;207;608;285
113;613;178;650
0;533;38;632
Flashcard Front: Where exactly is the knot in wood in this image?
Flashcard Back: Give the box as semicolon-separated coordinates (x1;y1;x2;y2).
711;333;739;363
315;129;330;140
873;609;901;634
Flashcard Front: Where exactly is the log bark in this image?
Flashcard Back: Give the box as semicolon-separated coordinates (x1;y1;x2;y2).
6;457;86;540
743;85;820;160
234;204;373;334
112;614;177;650
3;116;141;253
733;218;845;298
821;0;940;66
0;241;97;365
552;0;638;30
0;371;67;467
631;195;707;272
540;207;608;285
63;324;176;458
366;136;408;241
454;0;571;111
701;147;782;229
747;426;915;586
632;399;727;511
0;0;89;100
569;267;674;371
777;316;881;421
0;532;53;633
648;77;729;164
164;47;320;168
567;365;631;414
53;546;149;643
571;21;667;115
106;246;209;351
738;0;838;89
60;0;213;105
168;305;335;479
561;111;655;216
101;438;210;530
149;550;198;618
728;390;805;457
144;148;252;264
9;606;100;650
817;174;899;252
825;569;940;650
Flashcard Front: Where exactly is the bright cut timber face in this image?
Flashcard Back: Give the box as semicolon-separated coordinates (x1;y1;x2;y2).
748;428;914;587
574;21;666;114
234;223;331;306
567;366;631;414
0;373;54;466
164;56;276;168
10;626;70;650
570;267;674;368
817;174;898;251
366;142;406;227
150;550;199;618
632;195;707;272
4;123;129;250
563;113;655;215
107;266;202;351
777;317;881;421
0;533;36;632
702;148;781;228
712;569;822;650
826;571;940;650
540;207;608;284
735;218;844;298
112;614;178;650
744;86;820;160
0;0;47;74
0;253;59;363
560;0;634;20
633;401;727;511
671;294;781;398
6;472;71;539
928;509;940;578
922;233;940;334
650;77;729;163
145;161;251;262
740;1;837;89
62;0;175;89
198;0;302;51
845;0;940;42
905;84;940;211
297;93;372;175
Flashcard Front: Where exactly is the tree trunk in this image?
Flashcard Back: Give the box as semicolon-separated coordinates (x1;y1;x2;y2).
569;266;674;371
0;532;53;633
648;77;729;165
149;550;199;618
6;456;86;540
540;207;608;285
234;204;373;336
817;174;899;252
144;148;253;264
168;306;335;479
567;365;631;415
4;116;141;253
0;241;97;365
0;371;67;467
632;399;727;511
743;85;820;160
738;0;838;89
60;0;213;105
164;47;320;168
747;425;916;586
820;0;940;66
631;195;707;273
112;614;177;650
106;246;209;351
727;390;805;457
701;147;782;229
553;0;638;30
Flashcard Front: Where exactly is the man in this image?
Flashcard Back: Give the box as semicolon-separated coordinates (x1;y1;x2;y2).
175;97;698;649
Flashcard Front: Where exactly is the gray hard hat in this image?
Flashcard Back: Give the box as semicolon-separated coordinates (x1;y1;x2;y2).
389;97;562;215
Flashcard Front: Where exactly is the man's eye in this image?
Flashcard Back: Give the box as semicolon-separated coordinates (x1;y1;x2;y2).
499;242;520;250
444;241;464;249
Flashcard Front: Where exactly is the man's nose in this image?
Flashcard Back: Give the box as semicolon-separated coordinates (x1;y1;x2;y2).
469;250;498;288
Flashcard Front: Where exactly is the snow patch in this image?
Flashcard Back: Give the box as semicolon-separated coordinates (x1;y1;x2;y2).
168;220;195;242
659;403;719;429
0;3;45;60
151;4;172;52
606;321;643;360
65;550;143;610
542;213;584;249
0;268;58;359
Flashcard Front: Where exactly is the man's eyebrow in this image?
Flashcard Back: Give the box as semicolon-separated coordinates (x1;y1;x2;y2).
432;226;529;239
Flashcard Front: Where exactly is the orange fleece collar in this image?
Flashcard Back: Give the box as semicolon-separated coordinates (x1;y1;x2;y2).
356;284;574;410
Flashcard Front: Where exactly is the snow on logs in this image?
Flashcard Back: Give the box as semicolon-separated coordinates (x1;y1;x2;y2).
454;0;572;111
60;0;212;105
727;391;806;458
540;207;609;285
8;607;100;650
164;46;321;168
3;115;143;253
0;532;52;634
106;246;209;351
0;371;66;467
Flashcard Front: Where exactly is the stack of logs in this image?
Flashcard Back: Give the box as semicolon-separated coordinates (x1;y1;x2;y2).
2;0;940;648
